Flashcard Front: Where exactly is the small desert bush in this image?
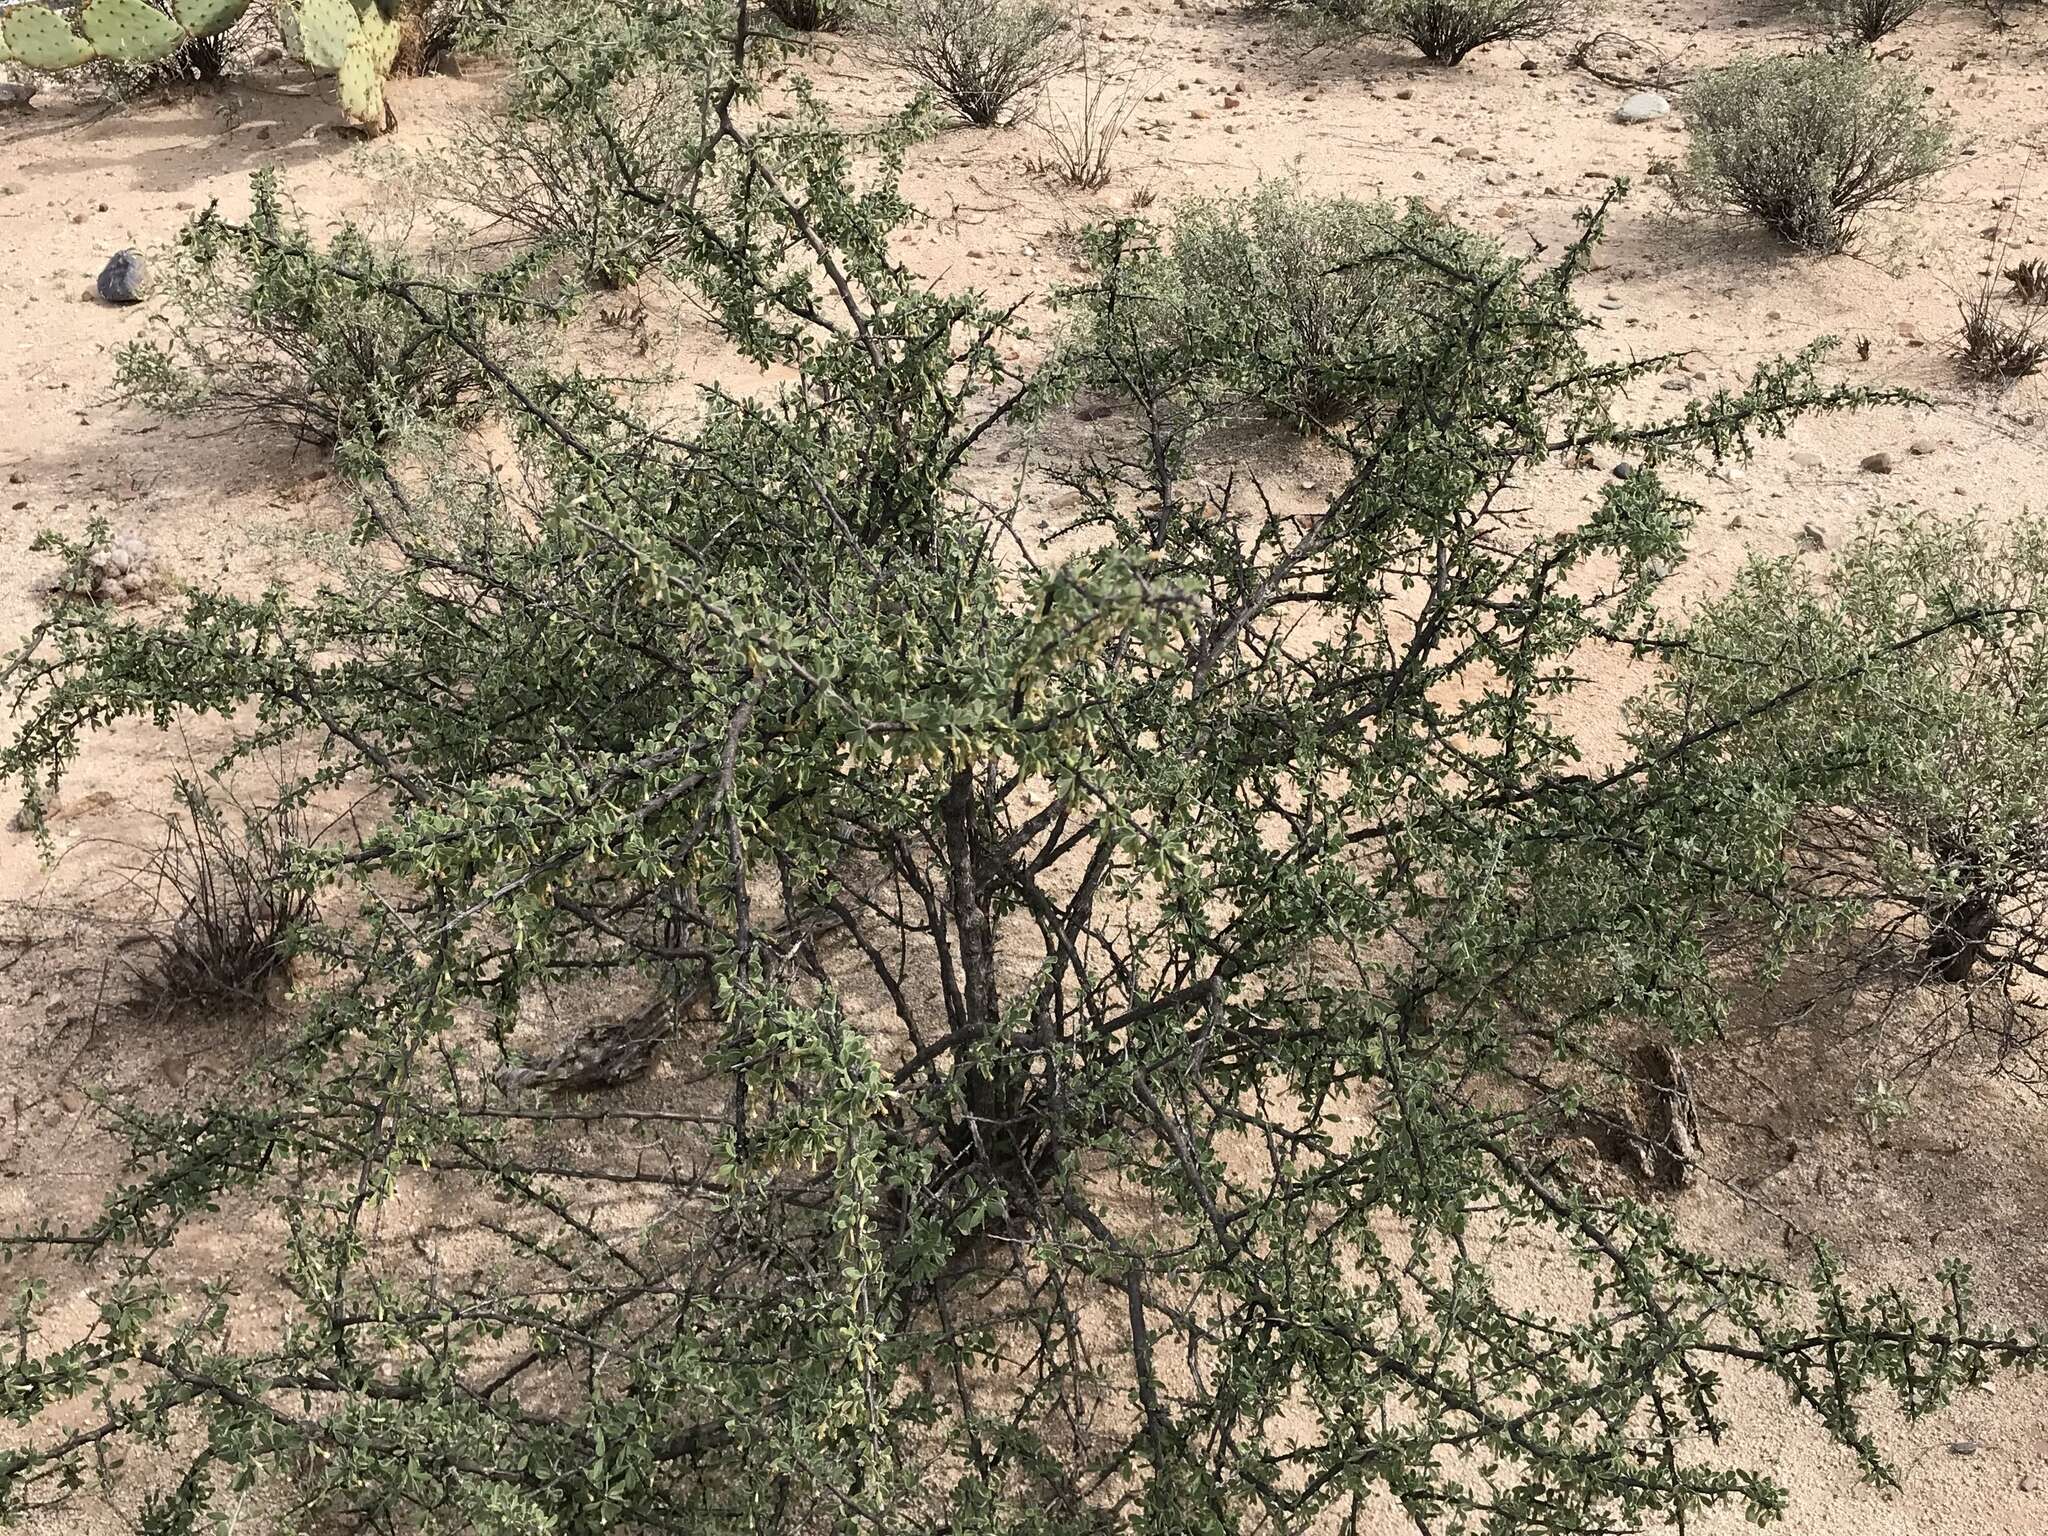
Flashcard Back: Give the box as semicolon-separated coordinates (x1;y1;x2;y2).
1030;47;1135;188
117;169;543;453
134;779;312;1013
1676;52;1949;253
1064;179;1526;437
2007;258;2048;304
765;0;855;28
1376;0;1566;63
441;68;715;288
881;0;1075;126
1817;0;1927;45
1957;287;2048;379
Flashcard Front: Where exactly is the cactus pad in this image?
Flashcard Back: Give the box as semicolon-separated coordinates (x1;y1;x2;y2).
172;0;254;38
290;0;357;71
2;5;97;69
334;32;383;128
361;7;400;72
79;0;185;62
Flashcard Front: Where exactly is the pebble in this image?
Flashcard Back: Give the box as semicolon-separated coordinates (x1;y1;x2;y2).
1791;450;1823;468
1615;92;1671;124
1861;451;1894;474
1910;437;1938;455
97;249;148;305
1950;1440;1981;1457
1612;461;1636;480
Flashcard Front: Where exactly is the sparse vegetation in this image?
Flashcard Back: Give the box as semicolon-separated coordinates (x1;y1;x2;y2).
881;0;1074;124
1028;45;1134;188
1677;51;1950;252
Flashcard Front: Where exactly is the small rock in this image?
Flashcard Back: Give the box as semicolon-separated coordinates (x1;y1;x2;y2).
1396;88;1414;100
96;249;148;305
1791;450;1823;469
1797;523;1827;551
1612;461;1637;480
1950;1439;1981;1457
1861;451;1894;474
1615;92;1671;124
1909;437;1938;456
1520;59;1539;72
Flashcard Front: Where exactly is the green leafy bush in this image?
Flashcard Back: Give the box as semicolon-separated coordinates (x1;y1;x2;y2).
1062;179;1531;437
1636;511;2048;1077
3;12;2041;1536
1676;51;1950;253
115;170;544;452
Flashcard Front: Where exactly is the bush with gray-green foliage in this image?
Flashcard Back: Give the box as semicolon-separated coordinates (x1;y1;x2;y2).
440;66;718;288
1375;0;1566;63
1062;179;1527;439
1676;51;1949;252
115;168;545;452
5;7;2046;1534
881;0;1073;124
1634;510;2048;1080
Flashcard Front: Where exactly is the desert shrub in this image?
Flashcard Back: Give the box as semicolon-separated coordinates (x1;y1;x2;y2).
1636;511;2048;1080
1063;179;1525;437
1376;0;1566;63
1957;284;2048;378
2009;257;2048;304
441;68;717;288
1676;51;1949;253
1818;0;1927;45
764;0;854;28
4;10;2042;1534
881;0;1074;125
131;778;313;1012
115;169;544;452
1028;45;1134;188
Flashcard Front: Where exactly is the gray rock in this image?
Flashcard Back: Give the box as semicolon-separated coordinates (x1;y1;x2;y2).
0;79;37;109
96;249;147;305
1611;461;1637;480
1861;451;1895;474
1615;92;1671;124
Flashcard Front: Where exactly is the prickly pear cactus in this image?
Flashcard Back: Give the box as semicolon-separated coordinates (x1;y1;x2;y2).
0;0;403;133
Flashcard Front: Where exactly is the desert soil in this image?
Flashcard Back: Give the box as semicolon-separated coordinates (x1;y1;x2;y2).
4;2;2048;1531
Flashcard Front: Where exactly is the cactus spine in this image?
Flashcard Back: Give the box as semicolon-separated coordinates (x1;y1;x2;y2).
0;0;407;132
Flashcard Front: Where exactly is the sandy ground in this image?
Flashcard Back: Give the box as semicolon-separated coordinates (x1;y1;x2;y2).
5;2;2048;1530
